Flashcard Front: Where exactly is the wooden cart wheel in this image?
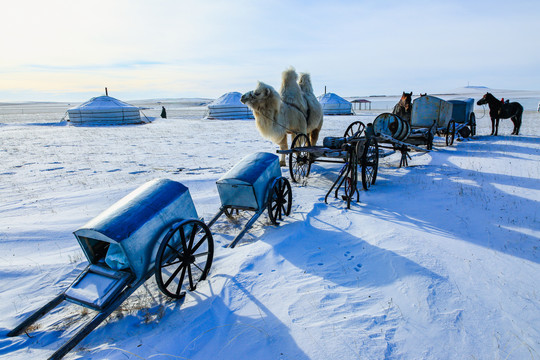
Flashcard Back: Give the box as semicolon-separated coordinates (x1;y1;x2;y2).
469;112;476;136
360;137;379;190
446;120;456;146
289;133;311;183
343;174;357;199
155;219;214;299
344;121;366;139
267;177;292;225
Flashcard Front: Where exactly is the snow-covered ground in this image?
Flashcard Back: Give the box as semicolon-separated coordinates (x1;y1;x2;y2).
0;94;539;359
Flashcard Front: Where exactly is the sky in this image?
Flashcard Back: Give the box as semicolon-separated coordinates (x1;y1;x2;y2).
1;0;540;102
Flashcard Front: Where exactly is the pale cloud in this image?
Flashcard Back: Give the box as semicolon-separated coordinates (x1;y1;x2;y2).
1;0;539;101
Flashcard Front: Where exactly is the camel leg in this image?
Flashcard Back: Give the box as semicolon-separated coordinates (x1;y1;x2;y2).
278;135;288;166
309;128;321;146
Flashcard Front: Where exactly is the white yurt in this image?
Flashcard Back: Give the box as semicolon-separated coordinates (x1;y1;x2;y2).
318;93;353;115
206;92;254;120
68;95;143;125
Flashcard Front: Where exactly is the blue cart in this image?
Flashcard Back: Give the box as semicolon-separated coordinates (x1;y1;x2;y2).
208;152;292;248
447;97;476;143
8;179;214;359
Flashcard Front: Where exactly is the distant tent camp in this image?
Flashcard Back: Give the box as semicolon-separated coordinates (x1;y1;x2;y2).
206;92;254;120
67;95;143;125
317;93;353;115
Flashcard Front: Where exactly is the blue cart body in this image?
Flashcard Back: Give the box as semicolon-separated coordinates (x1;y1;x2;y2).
448;97;475;124
71;178;198;309
411;95;453;128
216;152;281;211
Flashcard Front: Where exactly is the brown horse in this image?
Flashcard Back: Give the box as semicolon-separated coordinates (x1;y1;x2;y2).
392;91;412;122
477;92;523;135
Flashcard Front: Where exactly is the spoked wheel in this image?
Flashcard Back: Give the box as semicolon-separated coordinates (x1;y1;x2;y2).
344;121;366;139
446;120;456;146
343;174;357;199
155;219;214;299
469;112;476;136
289;133;312;183
360;137;379;190
267;177;292;225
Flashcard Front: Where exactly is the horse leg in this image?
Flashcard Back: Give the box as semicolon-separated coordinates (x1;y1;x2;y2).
494;118;500;136
512;115;521;135
278;135;288;167
490;117;495;136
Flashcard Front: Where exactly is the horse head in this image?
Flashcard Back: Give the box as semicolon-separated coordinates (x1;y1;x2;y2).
477;92;495;106
400;91;412;111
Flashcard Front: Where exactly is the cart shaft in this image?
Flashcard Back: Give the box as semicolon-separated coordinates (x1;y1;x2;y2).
8;294;65;337
207;208;226;228
47;280;142;360
228;208;265;248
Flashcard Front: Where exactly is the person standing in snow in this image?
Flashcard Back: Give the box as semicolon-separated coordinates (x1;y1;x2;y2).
160;106;167;119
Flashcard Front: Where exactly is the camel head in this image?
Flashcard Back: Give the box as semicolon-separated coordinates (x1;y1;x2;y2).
241;82;280;113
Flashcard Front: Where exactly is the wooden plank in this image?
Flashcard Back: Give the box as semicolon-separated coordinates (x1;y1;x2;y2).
276;147;347;158
377;133;430;152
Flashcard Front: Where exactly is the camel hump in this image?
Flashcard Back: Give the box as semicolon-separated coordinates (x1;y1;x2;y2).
281;67;298;84
298;73;314;94
280;67;307;114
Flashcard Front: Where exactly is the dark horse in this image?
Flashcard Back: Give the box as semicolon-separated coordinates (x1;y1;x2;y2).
392;91;412;122
477;92;523;135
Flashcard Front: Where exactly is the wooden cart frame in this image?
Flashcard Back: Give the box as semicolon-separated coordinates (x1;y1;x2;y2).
278;121;379;209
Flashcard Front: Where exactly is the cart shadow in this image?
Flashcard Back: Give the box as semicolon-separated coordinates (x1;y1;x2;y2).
448;135;540;160
82;275;311;359
0;326;66;356
472;135;540;147
360;141;539;264
262;203;445;289
1;276;311;359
